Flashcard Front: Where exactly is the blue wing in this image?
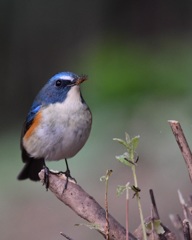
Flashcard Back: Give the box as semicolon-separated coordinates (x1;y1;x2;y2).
26;103;41;127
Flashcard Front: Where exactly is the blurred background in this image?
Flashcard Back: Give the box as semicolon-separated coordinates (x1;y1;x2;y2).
1;1;192;239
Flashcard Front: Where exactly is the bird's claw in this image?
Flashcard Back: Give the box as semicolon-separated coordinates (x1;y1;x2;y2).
57;170;76;192
43;165;50;191
42;167;76;192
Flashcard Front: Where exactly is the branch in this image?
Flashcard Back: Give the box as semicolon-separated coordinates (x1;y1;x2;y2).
38;170;137;240
149;189;160;219
168;120;192;182
183;220;191;240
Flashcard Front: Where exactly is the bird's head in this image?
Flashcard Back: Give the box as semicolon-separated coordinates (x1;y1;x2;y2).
35;72;88;105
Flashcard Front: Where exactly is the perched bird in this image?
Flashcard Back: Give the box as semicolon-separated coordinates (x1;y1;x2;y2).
17;72;92;189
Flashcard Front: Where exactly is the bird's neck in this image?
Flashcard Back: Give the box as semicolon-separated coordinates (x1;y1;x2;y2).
62;85;84;110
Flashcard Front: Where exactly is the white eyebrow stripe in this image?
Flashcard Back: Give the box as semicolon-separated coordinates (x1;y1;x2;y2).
59;76;74;81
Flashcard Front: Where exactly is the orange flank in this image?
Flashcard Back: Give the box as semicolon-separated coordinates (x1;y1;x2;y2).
24;111;42;140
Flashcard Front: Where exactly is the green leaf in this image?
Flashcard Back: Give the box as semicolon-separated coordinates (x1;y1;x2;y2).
113;138;128;148
116;183;130;197
115;152;134;167
156;224;165;235
75;223;101;230
125;132;130;143
100;170;113;182
130;135;140;151
100;175;106;182
146;220;165;235
116;185;127;196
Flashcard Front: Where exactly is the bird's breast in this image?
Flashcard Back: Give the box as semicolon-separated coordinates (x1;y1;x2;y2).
23;99;92;160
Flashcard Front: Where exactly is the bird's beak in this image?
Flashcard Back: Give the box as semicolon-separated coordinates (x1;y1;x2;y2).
73;75;88;85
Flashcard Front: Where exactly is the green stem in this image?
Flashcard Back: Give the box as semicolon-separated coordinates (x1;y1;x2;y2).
132;165;138;187
130;150;147;240
126;183;129;240
105;171;110;240
137;194;147;240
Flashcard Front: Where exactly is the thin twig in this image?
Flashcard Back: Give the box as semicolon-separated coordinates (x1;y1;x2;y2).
105;170;112;240
150;208;155;240
168;120;192;182
126;183;130;240
178;190;189;220
183;220;191;240
149;189;160;219
60;232;75;240
169;214;183;231
131;157;147;240
170;214;185;240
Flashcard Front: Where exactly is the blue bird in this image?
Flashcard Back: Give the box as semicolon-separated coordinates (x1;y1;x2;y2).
17;72;92;189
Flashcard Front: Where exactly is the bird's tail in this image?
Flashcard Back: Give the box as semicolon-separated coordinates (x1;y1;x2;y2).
17;158;45;181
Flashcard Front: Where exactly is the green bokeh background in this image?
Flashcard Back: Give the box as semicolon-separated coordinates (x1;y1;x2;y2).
1;1;192;240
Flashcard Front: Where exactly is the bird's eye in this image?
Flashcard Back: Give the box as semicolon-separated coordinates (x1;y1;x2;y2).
55;80;62;87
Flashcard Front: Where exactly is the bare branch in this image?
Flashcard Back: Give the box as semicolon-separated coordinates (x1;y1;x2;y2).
168;120;192;182
183;220;191;240
60;232;75;240
178;190;189;220
149;189;160;219
38;170;137;240
169;214;183;232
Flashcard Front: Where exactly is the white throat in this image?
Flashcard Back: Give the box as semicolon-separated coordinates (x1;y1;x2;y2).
65;85;82;106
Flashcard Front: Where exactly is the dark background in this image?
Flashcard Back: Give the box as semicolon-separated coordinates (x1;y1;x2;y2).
1;1;192;239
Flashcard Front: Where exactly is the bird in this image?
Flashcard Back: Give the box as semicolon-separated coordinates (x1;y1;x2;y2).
17;72;92;189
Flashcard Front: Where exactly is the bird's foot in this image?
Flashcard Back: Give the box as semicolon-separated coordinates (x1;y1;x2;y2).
42;167;76;192
43;165;50;191
56;169;76;192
